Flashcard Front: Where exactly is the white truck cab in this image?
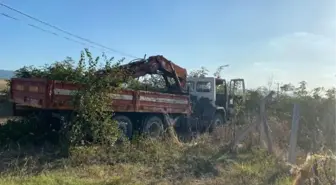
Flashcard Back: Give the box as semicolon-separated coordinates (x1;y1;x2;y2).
186;77;245;124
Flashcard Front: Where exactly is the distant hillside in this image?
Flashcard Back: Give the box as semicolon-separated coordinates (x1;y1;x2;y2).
0;70;14;79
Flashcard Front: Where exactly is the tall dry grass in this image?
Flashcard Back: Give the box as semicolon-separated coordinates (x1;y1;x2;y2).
0;127;293;185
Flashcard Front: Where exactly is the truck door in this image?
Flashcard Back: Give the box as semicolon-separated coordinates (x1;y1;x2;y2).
228;79;245;116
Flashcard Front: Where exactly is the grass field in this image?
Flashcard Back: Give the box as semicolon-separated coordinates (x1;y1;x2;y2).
0;135;293;185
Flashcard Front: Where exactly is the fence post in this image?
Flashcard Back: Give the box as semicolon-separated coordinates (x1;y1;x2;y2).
259;99;267;149
231;91;274;151
260;101;273;153
288;103;300;164
259;92;274;154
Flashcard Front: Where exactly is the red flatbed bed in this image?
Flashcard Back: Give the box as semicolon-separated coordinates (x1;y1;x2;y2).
10;78;191;115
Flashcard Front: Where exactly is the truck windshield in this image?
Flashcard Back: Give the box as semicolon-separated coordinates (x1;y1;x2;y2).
196;81;211;92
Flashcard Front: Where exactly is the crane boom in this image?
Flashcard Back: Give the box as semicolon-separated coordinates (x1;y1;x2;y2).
98;55;187;93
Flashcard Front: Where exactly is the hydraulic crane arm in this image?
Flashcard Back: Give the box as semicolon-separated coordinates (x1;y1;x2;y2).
97;55;187;93
122;55;186;87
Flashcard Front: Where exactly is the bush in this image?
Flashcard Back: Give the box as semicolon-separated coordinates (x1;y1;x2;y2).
0;114;56;145
64;50;127;146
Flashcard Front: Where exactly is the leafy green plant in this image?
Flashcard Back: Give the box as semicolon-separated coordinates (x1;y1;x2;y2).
67;49;127;146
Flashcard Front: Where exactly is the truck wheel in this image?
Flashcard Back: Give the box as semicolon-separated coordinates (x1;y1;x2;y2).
143;115;164;139
113;115;133;139
209;113;224;133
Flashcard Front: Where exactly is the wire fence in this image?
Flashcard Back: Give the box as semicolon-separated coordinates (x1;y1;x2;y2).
228;91;336;184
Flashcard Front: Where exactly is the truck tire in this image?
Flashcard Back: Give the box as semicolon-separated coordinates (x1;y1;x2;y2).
113;115;133;139
209;113;224;133
143;115;164;139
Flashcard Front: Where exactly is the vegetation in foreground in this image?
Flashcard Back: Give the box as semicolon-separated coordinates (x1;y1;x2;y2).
0;49;335;184
0;133;294;185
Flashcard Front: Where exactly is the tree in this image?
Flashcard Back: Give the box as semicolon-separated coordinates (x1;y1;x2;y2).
188;66;209;78
325;88;336;100
312;87;324;100
280;83;295;92
294;81;308;97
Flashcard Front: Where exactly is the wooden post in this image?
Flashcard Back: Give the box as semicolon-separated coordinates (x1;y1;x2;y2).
259;99;267;149
288;103;300;164
260;100;273;153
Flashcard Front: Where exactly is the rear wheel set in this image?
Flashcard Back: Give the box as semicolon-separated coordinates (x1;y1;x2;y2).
113;114;165;140
113;115;133;140
142;115;164;139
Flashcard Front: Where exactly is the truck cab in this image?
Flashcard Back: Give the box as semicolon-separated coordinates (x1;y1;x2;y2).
186;77;245;127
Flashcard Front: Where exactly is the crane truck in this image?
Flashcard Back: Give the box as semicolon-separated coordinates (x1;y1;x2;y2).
9;55;245;138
